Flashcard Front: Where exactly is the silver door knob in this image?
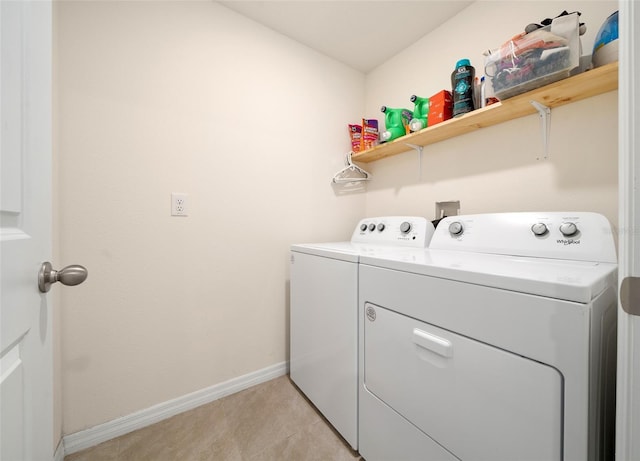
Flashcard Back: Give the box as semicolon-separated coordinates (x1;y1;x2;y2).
38;261;88;293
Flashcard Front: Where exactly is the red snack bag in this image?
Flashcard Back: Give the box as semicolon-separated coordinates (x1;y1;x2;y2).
348;124;362;152
361;119;379;151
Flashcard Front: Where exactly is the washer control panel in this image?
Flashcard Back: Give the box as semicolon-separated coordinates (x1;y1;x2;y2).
352;216;435;248
432;212;617;263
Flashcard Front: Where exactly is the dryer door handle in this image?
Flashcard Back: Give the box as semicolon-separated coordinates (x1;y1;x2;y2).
413;328;453;358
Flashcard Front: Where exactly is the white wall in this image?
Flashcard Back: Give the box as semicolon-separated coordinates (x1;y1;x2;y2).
55;0;365;435
363;1;619;228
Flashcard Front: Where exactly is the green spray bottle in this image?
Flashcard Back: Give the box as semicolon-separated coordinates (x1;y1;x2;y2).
409;95;430;132
380;106;412;142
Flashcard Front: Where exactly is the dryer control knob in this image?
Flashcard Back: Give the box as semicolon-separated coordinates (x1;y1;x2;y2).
531;222;548;236
559;222;578;237
377;223;386;232
368;223;376;232
400;222;412;234
360;223;368;232
448;221;464;236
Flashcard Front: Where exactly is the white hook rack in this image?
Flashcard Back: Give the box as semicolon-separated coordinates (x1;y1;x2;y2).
405;143;424;181
530;100;551;160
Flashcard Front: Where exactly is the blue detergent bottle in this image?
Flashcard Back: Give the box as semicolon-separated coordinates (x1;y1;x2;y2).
451;59;475;117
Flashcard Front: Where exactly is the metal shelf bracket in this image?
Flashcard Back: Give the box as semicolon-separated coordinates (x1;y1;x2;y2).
530;100;551;160
405;143;424;181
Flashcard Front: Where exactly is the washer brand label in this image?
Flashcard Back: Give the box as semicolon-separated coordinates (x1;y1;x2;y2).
557;239;581;245
366;306;376;322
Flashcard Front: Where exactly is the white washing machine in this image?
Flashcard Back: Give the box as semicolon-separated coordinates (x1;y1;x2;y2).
290;216;435;450
358;212;618;461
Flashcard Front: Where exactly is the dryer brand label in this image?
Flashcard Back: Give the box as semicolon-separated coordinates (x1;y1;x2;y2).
366;306;376;322
557;239;581;245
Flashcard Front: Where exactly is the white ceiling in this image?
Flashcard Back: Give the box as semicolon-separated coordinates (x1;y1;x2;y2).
218;1;474;73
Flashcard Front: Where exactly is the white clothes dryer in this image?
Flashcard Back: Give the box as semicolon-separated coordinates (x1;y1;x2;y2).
290;216;435;450
358;212;618;461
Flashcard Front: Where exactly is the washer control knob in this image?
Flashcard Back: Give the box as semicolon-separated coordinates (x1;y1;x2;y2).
400;222;412;234
531;222;548;236
360;223;368;232
448;221;464;236
368;223;376;232
559;222;578;237
377;223;385;232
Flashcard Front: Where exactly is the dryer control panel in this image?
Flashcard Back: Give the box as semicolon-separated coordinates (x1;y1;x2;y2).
430;212;617;263
351;216;435;248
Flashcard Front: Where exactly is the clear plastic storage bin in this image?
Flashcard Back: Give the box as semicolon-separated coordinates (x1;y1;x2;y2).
485;13;580;100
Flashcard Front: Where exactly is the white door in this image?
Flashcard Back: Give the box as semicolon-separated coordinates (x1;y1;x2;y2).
617;1;640;460
1;1;54;460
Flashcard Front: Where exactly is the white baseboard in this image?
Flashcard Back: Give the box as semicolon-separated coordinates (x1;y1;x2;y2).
62;361;288;456
53;439;65;461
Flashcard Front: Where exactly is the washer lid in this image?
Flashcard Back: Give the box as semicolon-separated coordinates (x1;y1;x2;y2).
291;241;431;263
291;242;361;262
360;249;617;303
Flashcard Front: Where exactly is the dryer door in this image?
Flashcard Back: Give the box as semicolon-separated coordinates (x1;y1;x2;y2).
363;303;562;461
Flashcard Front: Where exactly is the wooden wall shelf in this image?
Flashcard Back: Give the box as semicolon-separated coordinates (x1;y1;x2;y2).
351;61;619;164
